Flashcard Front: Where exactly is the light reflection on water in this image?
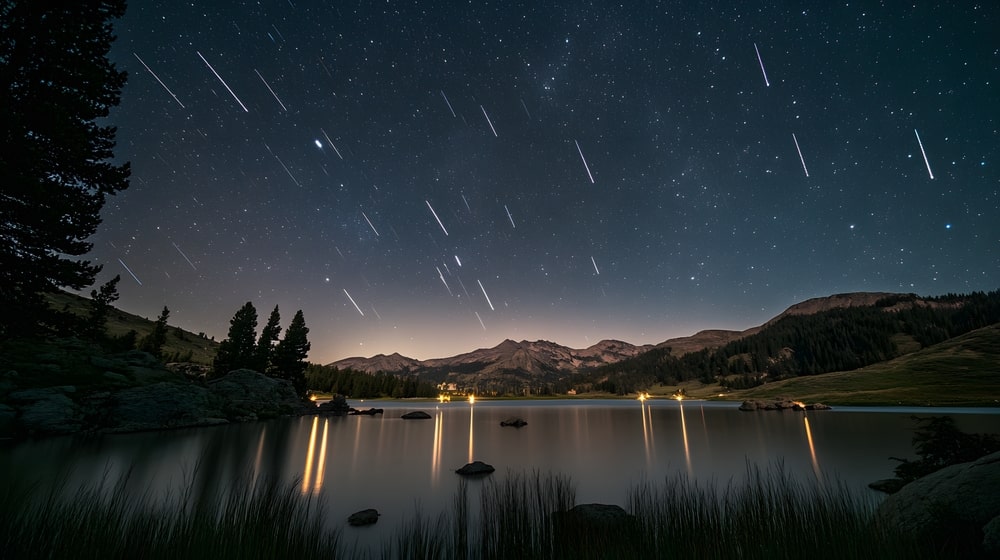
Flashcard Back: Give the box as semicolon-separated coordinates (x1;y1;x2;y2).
3;400;998;549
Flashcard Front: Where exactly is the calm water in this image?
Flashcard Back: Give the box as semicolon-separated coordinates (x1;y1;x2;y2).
4;399;999;548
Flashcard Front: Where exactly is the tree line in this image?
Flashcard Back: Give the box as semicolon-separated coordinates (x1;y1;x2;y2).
585;290;1000;394
305;364;439;399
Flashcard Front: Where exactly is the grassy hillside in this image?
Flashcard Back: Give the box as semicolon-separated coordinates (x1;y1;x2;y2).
46;291;219;364
729;324;1000;406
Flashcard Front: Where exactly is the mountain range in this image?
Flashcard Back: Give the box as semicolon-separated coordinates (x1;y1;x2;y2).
328;291;915;389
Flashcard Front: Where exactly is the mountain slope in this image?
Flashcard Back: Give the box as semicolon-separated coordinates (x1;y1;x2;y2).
45;291;219;364
731;324;1000;406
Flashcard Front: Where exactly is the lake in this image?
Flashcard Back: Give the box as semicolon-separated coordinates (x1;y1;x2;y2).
3;399;998;551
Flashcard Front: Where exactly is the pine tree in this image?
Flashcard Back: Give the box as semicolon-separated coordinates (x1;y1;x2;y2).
213;302;258;377
138;306;169;358
254;305;281;373
85;274;120;341
0;0;130;338
272;310;310;396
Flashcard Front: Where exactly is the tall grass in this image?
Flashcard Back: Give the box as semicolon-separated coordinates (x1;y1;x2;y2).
1;464;950;559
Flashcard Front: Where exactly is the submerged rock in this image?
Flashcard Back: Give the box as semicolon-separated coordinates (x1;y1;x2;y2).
348;509;380;526
456;461;495;475
500;417;527;427
401;410;431;419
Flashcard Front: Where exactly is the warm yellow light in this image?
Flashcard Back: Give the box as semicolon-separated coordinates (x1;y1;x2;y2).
438;394;450;403
468;395;476;404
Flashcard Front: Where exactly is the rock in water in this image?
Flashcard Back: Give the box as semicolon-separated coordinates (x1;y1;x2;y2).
456;461;495;475
500;417;527;427
877;451;1000;555
401;410;431;419
348;509;379;526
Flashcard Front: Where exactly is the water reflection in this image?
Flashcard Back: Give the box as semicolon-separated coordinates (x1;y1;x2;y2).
468;401;475;462
301;416;319;494
640;400;654;468
314;419;329;492
678;401;692;476
252;427;266;490
432;408;443;481
803;415;822;482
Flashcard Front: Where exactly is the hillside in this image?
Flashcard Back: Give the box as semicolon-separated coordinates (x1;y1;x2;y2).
730;324;1000;406
46;291;219;364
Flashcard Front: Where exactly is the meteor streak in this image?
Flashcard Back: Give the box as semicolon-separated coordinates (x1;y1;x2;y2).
436;266;453;295
118;258;142;286
753;43;770;87
254;69;287;111
504;205;516;229
343;289;365;316
133;53;184;108
591;256;600;275
172;242;198;271
474;311;486;330
426;200;449;236
196;51;249;112
914;129;935;179
477;279;495;311
575;140;595;183
320;129;343;160
792;133;809;177
362;211;380;236
480;105;498;137
440;90;457;117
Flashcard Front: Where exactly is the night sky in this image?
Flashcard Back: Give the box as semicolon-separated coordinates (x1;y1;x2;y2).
94;1;999;364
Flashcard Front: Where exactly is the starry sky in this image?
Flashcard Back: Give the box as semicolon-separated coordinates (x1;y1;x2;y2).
93;1;999;364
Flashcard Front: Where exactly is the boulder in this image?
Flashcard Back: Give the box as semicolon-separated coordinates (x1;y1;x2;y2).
877;451;1000;554
983;515;1000;556
456;461;495;476
401;411;432;419
551;503;639;557
350;407;383;415
317;395;350;416
8;386;83;436
500;417;527;427
806;403;831;410
738;400;761;411
348;508;380;526
207;369;308;419
868;478;906;494
110;381;224;432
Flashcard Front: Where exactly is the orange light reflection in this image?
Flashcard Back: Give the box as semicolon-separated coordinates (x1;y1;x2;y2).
803;416;822;482
301;416;319;494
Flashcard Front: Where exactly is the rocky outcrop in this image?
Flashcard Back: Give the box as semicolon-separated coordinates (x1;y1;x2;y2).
316;394;351;415
2;350;315;437
401;411;431;419
739;399;831;411
456;461;495;475
500;417;527;427
110;381;225;432
8;386;83;435
207;369;307;421
877;451;1000;555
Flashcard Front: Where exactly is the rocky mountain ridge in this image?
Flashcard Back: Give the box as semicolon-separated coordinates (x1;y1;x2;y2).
329;291;922;384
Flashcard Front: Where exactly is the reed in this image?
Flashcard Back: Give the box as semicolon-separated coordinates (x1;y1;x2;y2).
1;464;949;559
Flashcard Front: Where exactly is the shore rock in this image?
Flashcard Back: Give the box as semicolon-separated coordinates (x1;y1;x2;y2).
868;478;907;494
401;410;432;419
551;504;639;557
739;398;831;411
456;461;495;475
8;386;83;435
207;369;308;420
877;450;1000;554
110;381;224;432
348;509;380;526
500;417;527;427
317;394;351;415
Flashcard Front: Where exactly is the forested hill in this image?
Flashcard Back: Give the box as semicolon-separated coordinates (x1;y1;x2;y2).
585;291;1000;394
